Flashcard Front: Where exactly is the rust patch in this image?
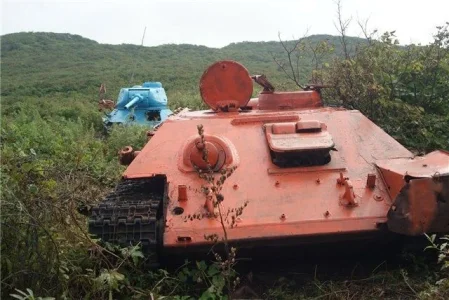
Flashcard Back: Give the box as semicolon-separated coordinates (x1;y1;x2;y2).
119;146;140;166
231;114;299;125
387;175;449;235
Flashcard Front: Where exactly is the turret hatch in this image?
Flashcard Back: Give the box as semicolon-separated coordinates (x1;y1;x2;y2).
264;120;336;167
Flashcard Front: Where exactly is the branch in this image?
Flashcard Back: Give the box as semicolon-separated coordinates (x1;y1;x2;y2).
270;51;299;86
357;17;377;45
334;0;352;59
272;30;310;89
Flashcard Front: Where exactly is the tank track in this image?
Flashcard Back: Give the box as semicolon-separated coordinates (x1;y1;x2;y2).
88;176;167;266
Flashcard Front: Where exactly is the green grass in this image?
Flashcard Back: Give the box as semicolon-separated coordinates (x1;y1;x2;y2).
1;30;449;299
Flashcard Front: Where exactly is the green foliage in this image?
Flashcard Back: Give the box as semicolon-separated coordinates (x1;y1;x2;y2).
264;267;440;300
270;33;338;89
1;24;449;299
0;31;364;109
316;24;449;152
105;124;150;155
174;260;230;300
419;234;449;299
0;94;151;298
0;59;238;299
10;288;55;300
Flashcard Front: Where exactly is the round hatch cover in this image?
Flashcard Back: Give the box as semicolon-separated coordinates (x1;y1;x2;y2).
199;60;253;111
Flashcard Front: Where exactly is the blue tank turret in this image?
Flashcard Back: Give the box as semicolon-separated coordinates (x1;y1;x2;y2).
103;82;173;128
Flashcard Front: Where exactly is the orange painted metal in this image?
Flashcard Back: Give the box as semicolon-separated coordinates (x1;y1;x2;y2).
199;60;253;111
376;150;449;178
387;175;449;235
124;107;413;248
257;91;323;110
264;121;334;152
116;60;449;251
119;146;140;165
403;178;439;234
189;141;220;170
250;73;324;111
177;134;240;173
375;150;449;200
375;151;449;235
178;185;188;202
366;173;377;189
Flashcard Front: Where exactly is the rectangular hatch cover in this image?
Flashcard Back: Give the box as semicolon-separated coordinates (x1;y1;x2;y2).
264;120;336;167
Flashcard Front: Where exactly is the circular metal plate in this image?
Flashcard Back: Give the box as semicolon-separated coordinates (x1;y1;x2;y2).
199;60;253;111
189;141;219;170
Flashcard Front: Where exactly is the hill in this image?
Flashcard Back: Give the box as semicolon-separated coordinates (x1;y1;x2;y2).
1;32;363;108
2;29;449;299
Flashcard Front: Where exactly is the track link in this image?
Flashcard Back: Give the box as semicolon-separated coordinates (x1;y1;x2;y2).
88;176;167;265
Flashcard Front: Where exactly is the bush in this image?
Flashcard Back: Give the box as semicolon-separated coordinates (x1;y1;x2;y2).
0;98;151;298
317;25;449;152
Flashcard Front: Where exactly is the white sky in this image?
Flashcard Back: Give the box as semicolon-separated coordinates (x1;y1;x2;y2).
2;0;448;48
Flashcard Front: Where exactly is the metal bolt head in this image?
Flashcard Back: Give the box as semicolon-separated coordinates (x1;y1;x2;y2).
374;194;383;201
324;211;330;217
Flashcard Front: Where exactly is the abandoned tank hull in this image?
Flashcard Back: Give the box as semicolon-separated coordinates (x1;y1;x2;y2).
88;60;449;265
125;108;410;243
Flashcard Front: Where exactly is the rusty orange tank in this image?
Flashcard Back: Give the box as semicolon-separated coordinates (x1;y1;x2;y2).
88;60;449;265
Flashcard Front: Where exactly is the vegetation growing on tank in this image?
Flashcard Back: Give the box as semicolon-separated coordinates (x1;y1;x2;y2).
1;4;449;299
192;123;249;299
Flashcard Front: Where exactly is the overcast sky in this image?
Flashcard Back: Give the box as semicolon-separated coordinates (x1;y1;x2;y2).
2;0;448;48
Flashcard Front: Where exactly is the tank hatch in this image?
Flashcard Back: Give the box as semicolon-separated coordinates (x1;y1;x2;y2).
199;60;253;112
264;120;335;167
177;133;240;173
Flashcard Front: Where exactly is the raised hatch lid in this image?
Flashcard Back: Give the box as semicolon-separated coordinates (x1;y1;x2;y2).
264;120;335;167
265;120;335;152
199;60;253;111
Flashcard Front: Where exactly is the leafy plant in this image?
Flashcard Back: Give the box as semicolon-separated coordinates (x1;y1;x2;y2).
420;234;449;299
190;124;249;299
274;1;449;152
10;289;55;300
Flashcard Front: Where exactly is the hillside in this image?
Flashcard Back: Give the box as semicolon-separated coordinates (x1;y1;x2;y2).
1;29;449;299
1;32;362;108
